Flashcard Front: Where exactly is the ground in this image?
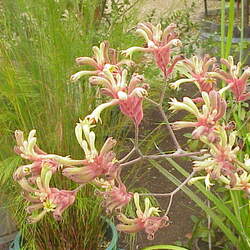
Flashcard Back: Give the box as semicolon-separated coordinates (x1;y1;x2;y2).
118;83;207;249
134;0;221;21
117;2;213;248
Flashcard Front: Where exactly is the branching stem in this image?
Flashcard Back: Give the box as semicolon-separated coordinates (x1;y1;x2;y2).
74;184;85;192
119;147;136;163
134;124;143;156
139;170;196;215
120;151;206;168
158;105;181;150
146;96;181;150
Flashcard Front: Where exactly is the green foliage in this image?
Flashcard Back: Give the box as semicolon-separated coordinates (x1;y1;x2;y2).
0;0;140;248
142;245;188;250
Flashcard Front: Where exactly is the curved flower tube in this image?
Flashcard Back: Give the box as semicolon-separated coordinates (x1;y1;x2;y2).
169;90;226;142
122;23;183;78
170;54;218;93
116;193;169;240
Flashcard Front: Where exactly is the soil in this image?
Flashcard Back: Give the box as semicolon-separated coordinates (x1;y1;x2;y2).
133;0;222;22
118;4;248;248
119;84;205;249
128;160;200;249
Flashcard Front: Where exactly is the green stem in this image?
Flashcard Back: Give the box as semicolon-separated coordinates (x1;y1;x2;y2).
225;0;235;58
240;0;244;62
221;0;226;58
143;245;188;250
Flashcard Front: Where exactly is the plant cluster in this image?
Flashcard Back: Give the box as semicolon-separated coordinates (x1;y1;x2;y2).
12;21;250;245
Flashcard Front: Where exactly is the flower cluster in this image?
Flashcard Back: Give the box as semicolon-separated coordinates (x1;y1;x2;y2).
14;123;133;224
116;193;169;240
88;69;148;126
122;22;183;78
190;126;241;188
13;130;84;222
12;21;250;242
70;42;149;126
170;54;218;93
62;120;118;183
169;90;226;142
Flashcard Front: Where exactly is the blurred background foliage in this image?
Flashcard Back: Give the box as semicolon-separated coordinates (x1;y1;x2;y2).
0;0;143;249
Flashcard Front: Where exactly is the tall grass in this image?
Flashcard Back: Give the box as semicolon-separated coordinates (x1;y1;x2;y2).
0;0;140;248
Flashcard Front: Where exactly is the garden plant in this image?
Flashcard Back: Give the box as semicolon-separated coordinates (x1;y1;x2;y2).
11;19;250;249
0;0;140;249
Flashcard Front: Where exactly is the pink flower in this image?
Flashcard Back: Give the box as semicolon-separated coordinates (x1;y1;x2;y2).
47;188;77;221
62;152;117;184
116;193;169;240
98;175;132;213
170;54;218;92
193;126;241;187
211;56;250;101
63;122;118;183
88;70;148;126
118;95;144;126
122;23;183;78
169;90;226;142
70;41;133;82
14;130;83;182
18;166;77;223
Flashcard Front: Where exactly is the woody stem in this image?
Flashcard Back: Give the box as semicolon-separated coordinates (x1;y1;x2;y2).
159;105;181;150
134;124;143;156
159;83;167;105
146;97;181;150
139;170;196;215
119;147;136;163
120;151;206;168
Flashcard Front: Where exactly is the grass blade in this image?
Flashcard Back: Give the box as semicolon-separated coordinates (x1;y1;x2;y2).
149;159;238;246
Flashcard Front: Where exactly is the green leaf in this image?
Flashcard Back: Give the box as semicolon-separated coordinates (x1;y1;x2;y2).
239;108;246;121
142;245;188;250
183;133;192;139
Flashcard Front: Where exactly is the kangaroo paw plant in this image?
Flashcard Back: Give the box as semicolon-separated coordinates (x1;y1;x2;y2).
13;22;250;245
